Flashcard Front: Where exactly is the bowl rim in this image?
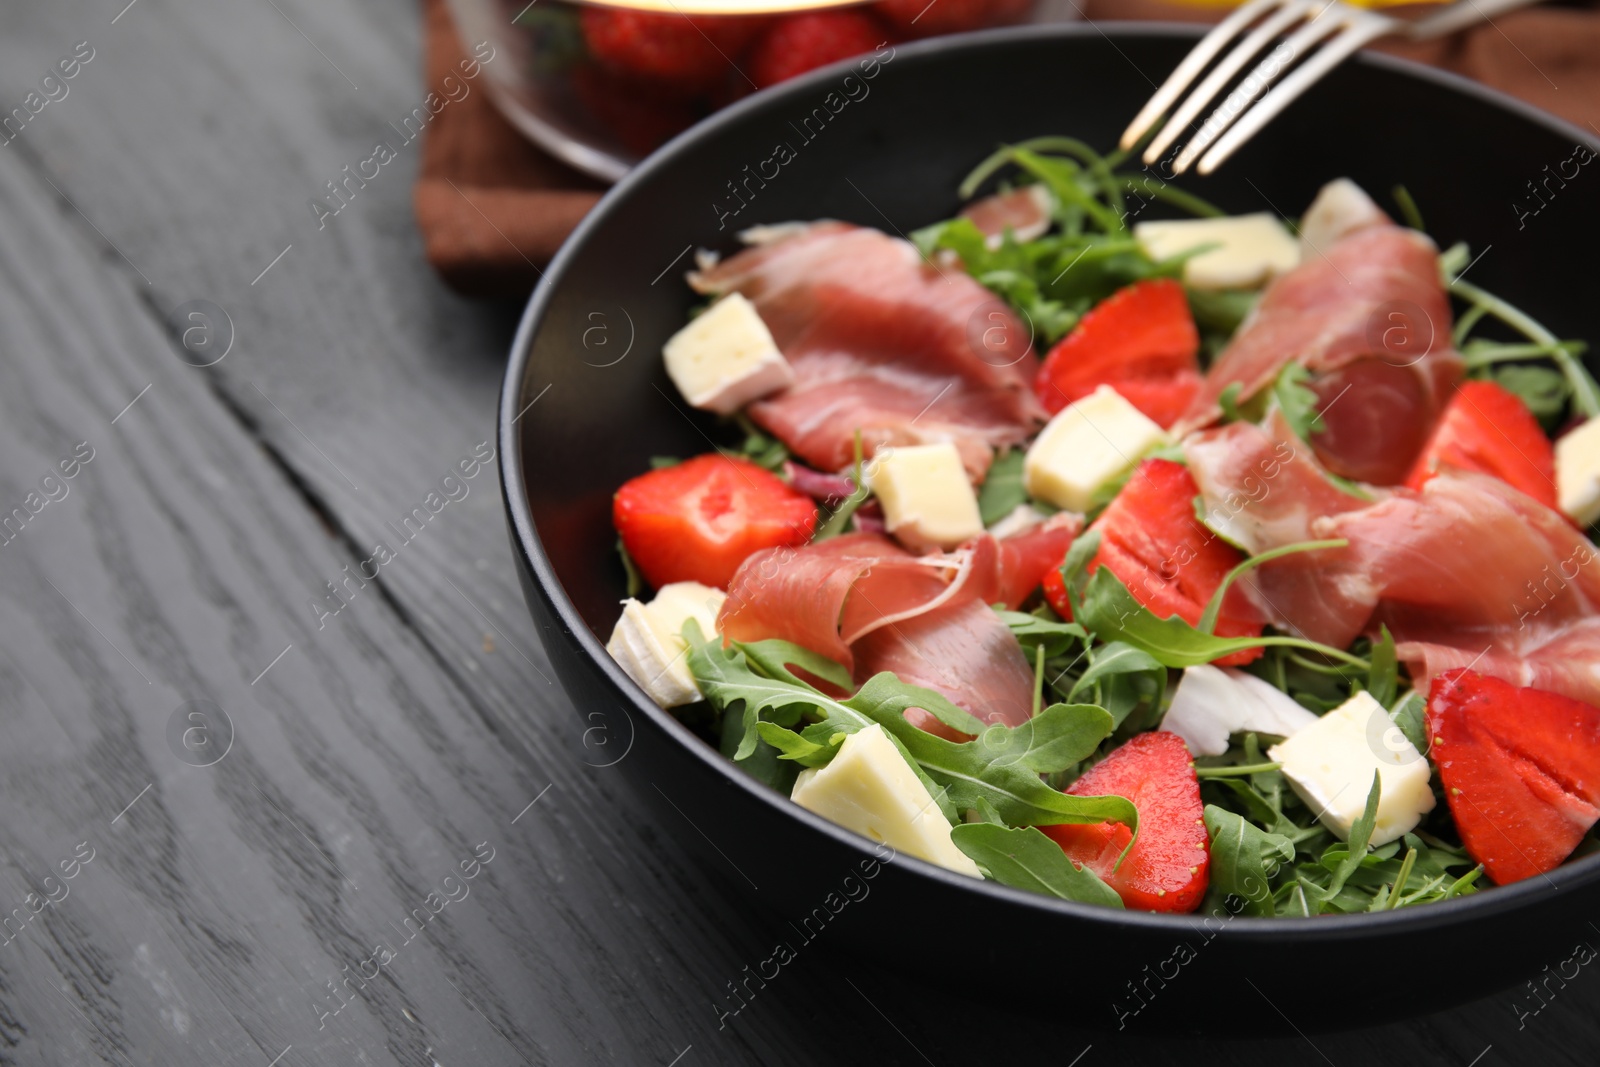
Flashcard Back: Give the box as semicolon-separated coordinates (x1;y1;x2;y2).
500;21;1600;938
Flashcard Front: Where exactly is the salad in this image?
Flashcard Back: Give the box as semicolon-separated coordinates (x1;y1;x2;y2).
602;136;1600;917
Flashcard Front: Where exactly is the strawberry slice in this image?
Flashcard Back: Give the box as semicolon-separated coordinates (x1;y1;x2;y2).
747;11;886;89
1041;731;1210;912
580;10;766;95
1426;669;1600;885
614;454;817;590
1034;279;1201;427
1042;459;1265;665
1405;380;1557;508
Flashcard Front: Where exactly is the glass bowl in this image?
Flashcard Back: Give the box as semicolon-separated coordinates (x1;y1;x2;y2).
445;0;1071;182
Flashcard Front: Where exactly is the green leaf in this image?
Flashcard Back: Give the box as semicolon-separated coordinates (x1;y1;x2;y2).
719;709;798;792
1391;184;1425;232
754;722;836;767
685;624;1132;831
1493;365;1570;428
995;606;1086;659
1310;772;1382;907
812;430;868;541
1389;690;1428;758
1203;805;1296;916
1077;565;1368;669
616;538;644;599
738;639;853;692
951;823;1124;908
973;703;1115;775
1273;363;1325;441
978;449;1029;525
1067;641;1167;729
1367;626;1397;709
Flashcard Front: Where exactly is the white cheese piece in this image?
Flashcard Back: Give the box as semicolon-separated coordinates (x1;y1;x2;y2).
605;581;726;708
662;293;793;415
865;443;984;550
1268;691;1436;846
1134;213;1299;290
1297;178;1387;256
987;502;1045;540
1163;664;1320;757
791;725;981;877
1557;416;1600;527
1024;384;1168;512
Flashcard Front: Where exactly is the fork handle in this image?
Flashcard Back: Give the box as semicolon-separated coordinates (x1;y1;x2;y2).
1407;0;1544;41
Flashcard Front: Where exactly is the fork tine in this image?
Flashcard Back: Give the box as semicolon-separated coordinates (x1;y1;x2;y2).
1118;0;1294;153
1170;13;1344;174
1195;16;1393;174
1141;0;1318;166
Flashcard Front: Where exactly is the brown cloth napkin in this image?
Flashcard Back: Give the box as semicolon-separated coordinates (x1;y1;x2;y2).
415;0;1600;297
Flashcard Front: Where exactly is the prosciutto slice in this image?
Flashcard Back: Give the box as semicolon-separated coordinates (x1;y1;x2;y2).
1189;429;1600;704
1173;223;1464;485
690;223;1045;479
717;519;1079;735
1185;415;1380;646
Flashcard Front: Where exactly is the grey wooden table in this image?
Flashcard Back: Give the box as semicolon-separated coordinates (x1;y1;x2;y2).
0;1;1593;1063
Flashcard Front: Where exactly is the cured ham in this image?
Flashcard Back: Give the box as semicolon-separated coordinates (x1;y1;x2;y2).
716;520;1073;736
1173;223;1465;485
690;222;1045;479
852;597;1036;741
1189;429;1600;702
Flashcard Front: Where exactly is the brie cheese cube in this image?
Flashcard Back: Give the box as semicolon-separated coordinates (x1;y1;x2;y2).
1134;213;1299;290
1268;691;1435;847
663;293;793;415
1298;178;1387;256
791;725;981;877
1557;416;1600;527
865;443;984;550
605;581;726;708
1163;664;1320;757
1024;385;1168;512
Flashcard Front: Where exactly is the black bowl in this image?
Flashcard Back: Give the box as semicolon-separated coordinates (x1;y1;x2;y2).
499;24;1600;1033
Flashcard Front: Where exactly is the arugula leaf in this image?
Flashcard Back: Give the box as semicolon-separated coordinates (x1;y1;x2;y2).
813;430;868;541
1389;690;1428;757
1493;364;1571;428
1272;363;1324;441
1309;773;1382;907
686;625;1135;831
719;710;799;792
951;824;1124;908
1077;565;1368;669
754;722;836;767
616;538;644;599
995;606;1086;659
973;702;1115;774
1068;641;1167;729
978;449;1029;525
1367;626;1397;709
1203;805;1296;916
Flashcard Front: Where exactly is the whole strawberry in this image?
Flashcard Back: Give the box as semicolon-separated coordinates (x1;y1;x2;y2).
874;0;1033;38
747;10;887;89
580;9;766;95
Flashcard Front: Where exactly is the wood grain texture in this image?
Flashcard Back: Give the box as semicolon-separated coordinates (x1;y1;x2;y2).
0;1;1595;1064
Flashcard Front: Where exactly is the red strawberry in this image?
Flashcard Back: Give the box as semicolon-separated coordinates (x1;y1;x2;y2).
1048;458;1264;666
1426;669;1600;885
747;11;886;89
873;0;1034;38
614;454;817;590
1034;279;1202;428
571;67;698;157
580;9;766;95
1405;380;1558;509
1041;731;1210;912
